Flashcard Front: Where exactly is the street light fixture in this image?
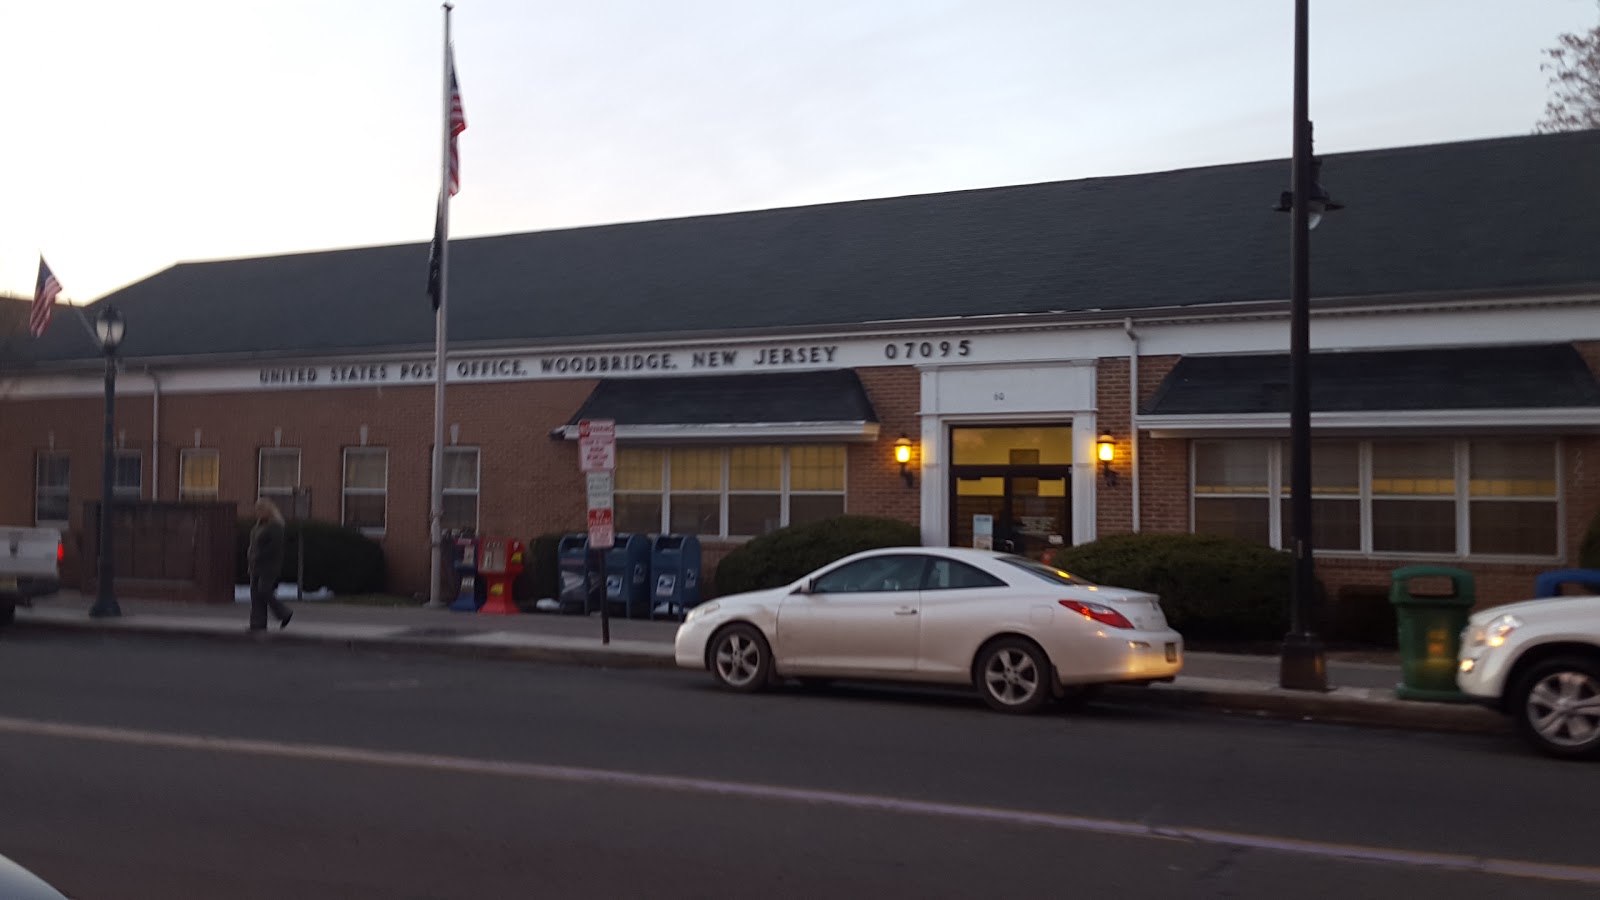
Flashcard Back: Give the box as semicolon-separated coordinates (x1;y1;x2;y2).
89;305;125;619
1275;0;1340;692
1275;154;1343;230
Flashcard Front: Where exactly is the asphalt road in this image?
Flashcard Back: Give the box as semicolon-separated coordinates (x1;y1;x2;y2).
0;629;1595;900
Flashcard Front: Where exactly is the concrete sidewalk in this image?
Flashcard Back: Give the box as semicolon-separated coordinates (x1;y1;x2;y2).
10;593;1507;736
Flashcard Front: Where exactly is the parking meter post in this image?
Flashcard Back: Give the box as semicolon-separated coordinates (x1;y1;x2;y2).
594;548;610;644
292;487;310;603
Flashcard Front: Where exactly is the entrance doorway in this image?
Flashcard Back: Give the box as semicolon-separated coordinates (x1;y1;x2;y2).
948;425;1072;560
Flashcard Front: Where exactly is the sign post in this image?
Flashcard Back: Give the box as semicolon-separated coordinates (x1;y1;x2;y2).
291;487;312;602
579;419;616;643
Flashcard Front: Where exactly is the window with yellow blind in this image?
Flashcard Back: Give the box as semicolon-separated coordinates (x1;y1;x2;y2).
179;449;220;501
615;447;665;536
728;446;781;537
1192;441;1272;545
788;445;846;526
1191;438;1561;559
1278;440;1361;551
670;447;723;535
613;445;847;538
1371;441;1457;554
1468;439;1558;556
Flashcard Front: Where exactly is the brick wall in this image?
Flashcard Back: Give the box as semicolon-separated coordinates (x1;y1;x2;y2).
0;368;928;598
0;393;156;587
1094;354;1184;535
848;366;922;529
7;341;1596;608
1312;557;1554;607
1565;340;1600;574
0;379;596;596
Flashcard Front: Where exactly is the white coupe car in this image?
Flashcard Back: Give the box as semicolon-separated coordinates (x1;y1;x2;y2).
1457;594;1600;760
675;547;1183;713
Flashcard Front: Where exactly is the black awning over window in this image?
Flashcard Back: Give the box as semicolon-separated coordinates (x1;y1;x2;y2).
1142;344;1600;416
560;369;879;433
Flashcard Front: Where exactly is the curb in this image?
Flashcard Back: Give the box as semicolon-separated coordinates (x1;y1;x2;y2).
13;616;1509;736
1104;683;1510;736
13;615;680;672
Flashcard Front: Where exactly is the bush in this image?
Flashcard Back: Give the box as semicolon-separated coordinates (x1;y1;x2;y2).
1051;533;1304;641
1581;508;1600;569
714;516;922;596
237;518;388;595
1323;585;1398;648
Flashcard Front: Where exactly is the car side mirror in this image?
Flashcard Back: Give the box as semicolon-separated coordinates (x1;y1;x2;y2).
794;579;816;595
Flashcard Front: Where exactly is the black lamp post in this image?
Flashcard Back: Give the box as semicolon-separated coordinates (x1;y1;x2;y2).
90;305;126;619
1276;0;1341;691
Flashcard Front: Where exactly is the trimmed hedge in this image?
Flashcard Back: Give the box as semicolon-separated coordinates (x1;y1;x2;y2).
1051;533;1305;640
714;516;922;596
236;518;388;595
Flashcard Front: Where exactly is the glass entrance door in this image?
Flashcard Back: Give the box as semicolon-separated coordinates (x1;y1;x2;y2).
951;471;1070;558
948;425;1072;560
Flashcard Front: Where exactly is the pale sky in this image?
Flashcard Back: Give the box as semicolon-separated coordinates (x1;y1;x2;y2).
3;0;1594;302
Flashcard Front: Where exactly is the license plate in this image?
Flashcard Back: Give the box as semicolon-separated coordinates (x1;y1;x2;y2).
0;577;16;592
1165;643;1178;663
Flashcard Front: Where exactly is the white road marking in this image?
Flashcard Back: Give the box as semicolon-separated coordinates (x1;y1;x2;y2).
1;713;1595;886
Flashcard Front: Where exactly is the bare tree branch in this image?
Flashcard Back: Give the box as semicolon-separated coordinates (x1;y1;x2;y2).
1536;3;1600;132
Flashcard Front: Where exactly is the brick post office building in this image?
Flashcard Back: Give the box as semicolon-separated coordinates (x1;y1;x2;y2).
5;131;1600;607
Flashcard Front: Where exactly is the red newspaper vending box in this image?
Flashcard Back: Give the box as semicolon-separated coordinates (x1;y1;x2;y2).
476;537;524;615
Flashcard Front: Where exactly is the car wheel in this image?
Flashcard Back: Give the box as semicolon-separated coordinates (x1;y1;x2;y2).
976;638;1053;714
708;624;773;694
1511;655;1600;761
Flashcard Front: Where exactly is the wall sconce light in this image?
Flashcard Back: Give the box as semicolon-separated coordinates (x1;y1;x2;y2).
894;434;916;488
1097;433;1119;487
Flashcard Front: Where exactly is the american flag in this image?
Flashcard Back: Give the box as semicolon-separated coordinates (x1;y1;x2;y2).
30;256;62;338
447;45;466;196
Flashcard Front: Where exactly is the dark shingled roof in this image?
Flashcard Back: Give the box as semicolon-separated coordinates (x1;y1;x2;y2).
566;370;878;427
1142;344;1600;416
10;130;1600;369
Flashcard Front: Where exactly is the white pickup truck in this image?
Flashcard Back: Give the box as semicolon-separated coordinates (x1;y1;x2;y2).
0;526;63;628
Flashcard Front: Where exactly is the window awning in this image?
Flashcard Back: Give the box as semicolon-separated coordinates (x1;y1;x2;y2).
1138;344;1600;437
553;370;881;442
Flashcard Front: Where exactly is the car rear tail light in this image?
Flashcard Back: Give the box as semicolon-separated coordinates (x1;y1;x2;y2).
57;542;64;562
1059;599;1134;629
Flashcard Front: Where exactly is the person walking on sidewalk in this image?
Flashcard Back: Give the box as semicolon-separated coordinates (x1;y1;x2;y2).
247;497;293;632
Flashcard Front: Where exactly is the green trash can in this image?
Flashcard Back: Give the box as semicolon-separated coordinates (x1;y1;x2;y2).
1389;565;1475;702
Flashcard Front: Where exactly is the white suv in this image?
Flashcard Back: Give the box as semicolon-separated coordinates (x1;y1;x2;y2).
1457;595;1600;760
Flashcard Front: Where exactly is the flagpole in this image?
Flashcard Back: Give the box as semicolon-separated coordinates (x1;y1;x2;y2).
426;2;454;609
72;302;99;345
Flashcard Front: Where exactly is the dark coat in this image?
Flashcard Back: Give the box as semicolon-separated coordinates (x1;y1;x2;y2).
248;519;286;581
